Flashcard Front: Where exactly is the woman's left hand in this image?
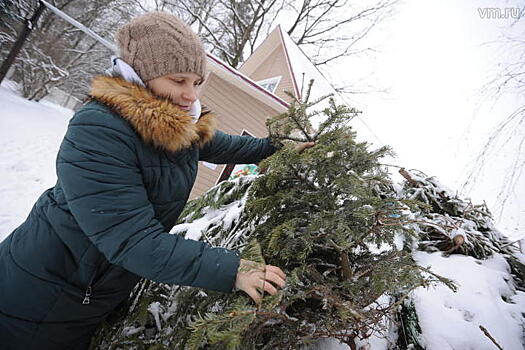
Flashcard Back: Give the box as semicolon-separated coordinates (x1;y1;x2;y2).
295;142;315;153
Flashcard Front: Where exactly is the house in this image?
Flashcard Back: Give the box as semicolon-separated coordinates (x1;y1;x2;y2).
189;52;288;199
191;25;350;199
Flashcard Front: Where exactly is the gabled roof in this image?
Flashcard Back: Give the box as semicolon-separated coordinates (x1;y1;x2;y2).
205;52;289;112
240;26;384;144
279;27;344;105
239;26;347;125
239;26;300;99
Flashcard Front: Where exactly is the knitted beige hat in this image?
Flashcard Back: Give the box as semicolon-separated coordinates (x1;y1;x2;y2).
116;12;207;82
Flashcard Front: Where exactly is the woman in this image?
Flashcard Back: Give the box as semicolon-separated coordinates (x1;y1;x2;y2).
0;12;311;349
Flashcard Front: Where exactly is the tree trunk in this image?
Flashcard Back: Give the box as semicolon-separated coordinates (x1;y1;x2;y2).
0;1;45;84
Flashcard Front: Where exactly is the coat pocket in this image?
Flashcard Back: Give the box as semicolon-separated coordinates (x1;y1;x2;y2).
86;262;140;304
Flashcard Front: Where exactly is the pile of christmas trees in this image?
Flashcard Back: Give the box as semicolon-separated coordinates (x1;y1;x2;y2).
92;85;524;350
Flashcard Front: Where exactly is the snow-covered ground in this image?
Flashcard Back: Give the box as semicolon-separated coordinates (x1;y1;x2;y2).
0;81;72;239
412;251;525;350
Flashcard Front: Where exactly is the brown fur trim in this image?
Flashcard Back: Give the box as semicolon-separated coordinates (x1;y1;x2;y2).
89;76;216;152
195;112;216;147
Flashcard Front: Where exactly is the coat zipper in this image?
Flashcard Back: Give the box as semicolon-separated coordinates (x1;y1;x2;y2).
83;264;99;305
82;285;92;305
82;259;111;305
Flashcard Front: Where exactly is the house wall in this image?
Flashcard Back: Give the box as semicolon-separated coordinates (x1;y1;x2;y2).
239;27;299;103
246;46;297;104
189;72;281;199
238;28;280;76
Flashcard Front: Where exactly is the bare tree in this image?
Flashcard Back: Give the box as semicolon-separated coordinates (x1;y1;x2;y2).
461;5;525;217
0;0;35;22
1;0;137;101
159;0;398;69
287;0;398;66
164;0;283;68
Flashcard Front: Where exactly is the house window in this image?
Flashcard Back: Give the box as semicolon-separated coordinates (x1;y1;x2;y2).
256;76;281;93
217;130;260;183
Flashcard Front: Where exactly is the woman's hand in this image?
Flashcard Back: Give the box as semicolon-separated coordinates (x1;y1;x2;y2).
295;141;315;153
234;259;286;304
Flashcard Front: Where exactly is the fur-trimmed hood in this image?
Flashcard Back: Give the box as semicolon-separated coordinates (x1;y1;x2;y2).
89;76;216;152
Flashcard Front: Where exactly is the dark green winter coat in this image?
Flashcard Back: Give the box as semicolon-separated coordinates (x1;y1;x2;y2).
0;76;278;349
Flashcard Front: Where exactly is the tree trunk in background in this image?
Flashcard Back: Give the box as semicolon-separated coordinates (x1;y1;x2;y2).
0;1;45;84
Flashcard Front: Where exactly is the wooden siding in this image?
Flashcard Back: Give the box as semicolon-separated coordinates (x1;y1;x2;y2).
239;27;281;76
189;73;281;199
246;46;297;103
239;26;298;104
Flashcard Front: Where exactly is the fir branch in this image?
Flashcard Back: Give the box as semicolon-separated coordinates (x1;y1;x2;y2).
313;101;360;140
479;325;505;350
288;103;313;142
288;163;318;191
303;79;314;104
417;265;458;292
274;135;310;143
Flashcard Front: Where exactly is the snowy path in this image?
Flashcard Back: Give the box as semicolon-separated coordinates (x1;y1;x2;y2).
0;85;72;241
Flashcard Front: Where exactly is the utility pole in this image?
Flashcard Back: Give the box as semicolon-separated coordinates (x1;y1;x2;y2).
0;1;46;84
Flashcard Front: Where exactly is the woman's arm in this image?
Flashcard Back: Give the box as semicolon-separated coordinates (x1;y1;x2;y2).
57;107;239;293
199;130;280;164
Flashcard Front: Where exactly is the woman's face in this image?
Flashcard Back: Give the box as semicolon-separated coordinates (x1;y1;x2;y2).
146;72;203;111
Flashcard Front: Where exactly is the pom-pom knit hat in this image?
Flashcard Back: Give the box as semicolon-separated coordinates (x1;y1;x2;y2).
115;12;207;82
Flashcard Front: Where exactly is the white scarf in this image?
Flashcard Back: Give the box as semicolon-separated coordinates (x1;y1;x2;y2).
105;56;201;123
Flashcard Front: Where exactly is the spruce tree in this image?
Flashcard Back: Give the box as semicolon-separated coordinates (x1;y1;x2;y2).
92;82;450;349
